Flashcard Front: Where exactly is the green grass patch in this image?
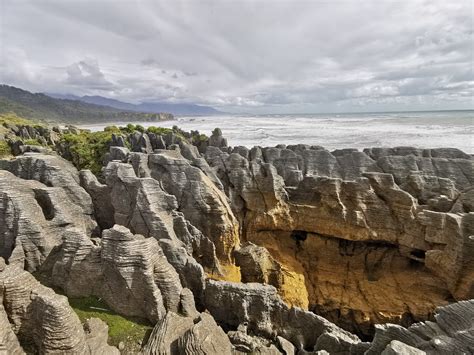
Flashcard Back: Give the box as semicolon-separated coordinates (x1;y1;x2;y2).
22;138;44;146
69;296;152;350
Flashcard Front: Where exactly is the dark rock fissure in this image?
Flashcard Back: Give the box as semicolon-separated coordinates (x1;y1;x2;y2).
33;189;55;221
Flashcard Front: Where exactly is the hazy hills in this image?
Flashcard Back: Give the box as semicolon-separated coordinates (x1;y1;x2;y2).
0;85;174;124
48;93;222;116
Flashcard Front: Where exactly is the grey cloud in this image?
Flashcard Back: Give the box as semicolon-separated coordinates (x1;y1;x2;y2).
1;0;472;113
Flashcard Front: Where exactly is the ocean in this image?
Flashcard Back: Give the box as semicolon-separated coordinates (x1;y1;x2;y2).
80;110;474;154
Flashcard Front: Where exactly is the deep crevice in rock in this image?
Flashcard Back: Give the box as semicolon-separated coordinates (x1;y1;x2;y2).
33;189;55;221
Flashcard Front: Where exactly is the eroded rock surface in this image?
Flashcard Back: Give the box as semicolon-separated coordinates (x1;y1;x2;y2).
0;169;93;272
204;144;474;336
204;279;361;353
0;263;116;354
52;224;191;323
142;311;232;355
0;153;97;234
366;300;474;354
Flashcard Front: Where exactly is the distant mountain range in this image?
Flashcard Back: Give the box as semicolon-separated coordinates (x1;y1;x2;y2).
47;93;222;116
0;85;174;124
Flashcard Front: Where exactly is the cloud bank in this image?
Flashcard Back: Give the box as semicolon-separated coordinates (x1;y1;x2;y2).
0;0;472;113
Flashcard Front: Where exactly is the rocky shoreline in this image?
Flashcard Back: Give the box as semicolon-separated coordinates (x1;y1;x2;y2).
0;122;473;354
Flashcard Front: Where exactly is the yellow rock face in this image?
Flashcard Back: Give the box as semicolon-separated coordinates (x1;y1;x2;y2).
249;230;450;336
207;263;242;283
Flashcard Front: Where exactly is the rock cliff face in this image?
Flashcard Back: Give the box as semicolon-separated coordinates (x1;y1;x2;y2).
204;144;474;337
0;127;473;354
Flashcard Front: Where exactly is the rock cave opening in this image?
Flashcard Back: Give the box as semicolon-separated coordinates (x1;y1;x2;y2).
290;230;307;249
409;248;426;261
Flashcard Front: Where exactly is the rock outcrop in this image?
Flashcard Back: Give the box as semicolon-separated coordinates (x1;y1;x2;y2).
0;168;93;272
147;149;239;263
0;262;116;354
204;144;474;337
0;153;97;234
51;224;191;323
366;299;474;354
204;279;361;353
142;311;232;355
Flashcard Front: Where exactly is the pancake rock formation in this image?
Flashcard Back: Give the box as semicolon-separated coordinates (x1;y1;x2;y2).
0;126;473;354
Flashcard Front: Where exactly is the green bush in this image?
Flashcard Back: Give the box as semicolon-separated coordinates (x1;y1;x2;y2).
104;125;121;133
60;130;115;177
146;126;172;135
0;141;11;158
23;138;43;146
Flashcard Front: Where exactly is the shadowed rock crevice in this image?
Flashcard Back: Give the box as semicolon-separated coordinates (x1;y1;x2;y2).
33;189;55;221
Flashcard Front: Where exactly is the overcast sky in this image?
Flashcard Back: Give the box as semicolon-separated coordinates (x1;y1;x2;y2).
0;0;472;113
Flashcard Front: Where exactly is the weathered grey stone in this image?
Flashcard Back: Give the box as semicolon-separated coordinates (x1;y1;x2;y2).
52;225;187;323
147;150;239;262
381;340;426;355
0;170;93;272
141;311;232;355
103;161;215;299
0;304;24;354
208;127;228;148
204;280;360;352
366;300;474;354
0;153;97;234
177;313;232;354
142;312;194;354
84;318;120;355
79;169;115;229
234;242;282;287
0;264;115;354
277;336;295;355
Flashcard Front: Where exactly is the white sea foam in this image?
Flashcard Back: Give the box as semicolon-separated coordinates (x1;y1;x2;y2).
80;111;474;153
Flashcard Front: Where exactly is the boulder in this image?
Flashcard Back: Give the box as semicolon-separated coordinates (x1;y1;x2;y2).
142;312;232;355
204;280;360;352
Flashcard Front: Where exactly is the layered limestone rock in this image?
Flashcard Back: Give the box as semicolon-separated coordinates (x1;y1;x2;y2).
142;311;232;355
0;304;24;354
366;300;474;354
147;149;239;263
204;279;361;353
0;153;98;234
204;144;474;337
102;161;216;298
1;129;472;351
52;225;190;323
0;263;116;354
0;169;92;272
234;242;308;309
